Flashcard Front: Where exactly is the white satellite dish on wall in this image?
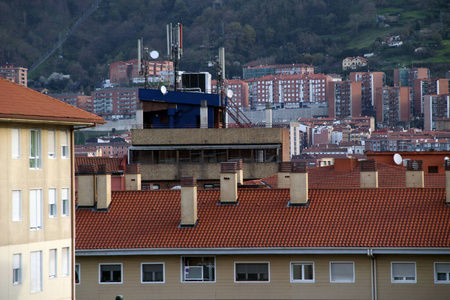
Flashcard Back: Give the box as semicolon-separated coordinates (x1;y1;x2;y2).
393;153;403;165
160;85;168;95
226;89;233;98
150;50;159;59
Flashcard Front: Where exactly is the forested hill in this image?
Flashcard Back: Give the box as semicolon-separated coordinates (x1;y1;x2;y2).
1;0;449;93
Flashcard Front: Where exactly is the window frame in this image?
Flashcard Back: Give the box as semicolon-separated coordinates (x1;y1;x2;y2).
61;188;70;217
30;189;43;230
12;190;22;222
391;262;416;283
61;130;69;159
75;264;81;285
30;250;42;293
99;263;123;284
29;129;42;169
435;262;450;284
234;262;270;283
11;127;20;159
48;188;57;218
181;256;216;283
48;129;56;159
61;247;70;277
290;262;315;283
13;253;22;285
330;261;355;283
49;249;57;279
141;262;165;284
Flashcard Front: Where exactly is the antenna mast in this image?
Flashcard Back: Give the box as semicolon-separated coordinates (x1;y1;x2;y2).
167;23;183;91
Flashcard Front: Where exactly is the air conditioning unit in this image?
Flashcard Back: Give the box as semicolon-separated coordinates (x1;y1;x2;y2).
184;266;203;281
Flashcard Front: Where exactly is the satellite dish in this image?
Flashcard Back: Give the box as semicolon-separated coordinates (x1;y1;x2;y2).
160;85;168;95
393;153;402;165
445;157;449;161
226;89;233;98
150;50;159;59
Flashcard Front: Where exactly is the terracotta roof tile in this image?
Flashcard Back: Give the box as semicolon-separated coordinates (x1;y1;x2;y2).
75;157;125;173
0;77;105;124
76;188;450;250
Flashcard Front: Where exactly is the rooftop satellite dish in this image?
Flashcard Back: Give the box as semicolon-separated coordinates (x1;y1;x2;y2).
160;85;168;95
226;89;233;98
150;50;159;59
393;153;402;165
445;157;449;161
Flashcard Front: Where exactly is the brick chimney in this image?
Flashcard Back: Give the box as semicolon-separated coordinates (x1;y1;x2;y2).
200;100;208;129
96;164;111;210
277;162;292;189
77;164;96;206
405;160;424;188
125;163;141;190
180;177;198;226
220;162;238;203
445;160;450;204
360;160;378;188
290;162;308;205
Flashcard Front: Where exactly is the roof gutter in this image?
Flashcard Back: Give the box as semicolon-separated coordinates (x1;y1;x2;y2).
75;247;450;256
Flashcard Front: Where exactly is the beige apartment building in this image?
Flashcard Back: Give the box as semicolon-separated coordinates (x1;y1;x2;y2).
0;77;104;299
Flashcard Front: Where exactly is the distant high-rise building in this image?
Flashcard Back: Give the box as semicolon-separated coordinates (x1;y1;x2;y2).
393;67;430;87
423;94;450;131
0;64;27;87
91;87;139;120
212;79;249;108
375;86;412;127
413;78;450;116
242;63;313;80
49;93;93;113
109;59;173;85
328;81;362;119
350;72;385;116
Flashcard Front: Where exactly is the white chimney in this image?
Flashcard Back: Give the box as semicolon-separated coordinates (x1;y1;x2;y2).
76;164;96;206
96;164;112;209
229;159;243;185
220;162;238;203
180;177;198;226
290;162;308;205
200;100;208;129
277;162;292;189
360;160;378;188
125;164;141;190
405;160;424;188
445;160;450;204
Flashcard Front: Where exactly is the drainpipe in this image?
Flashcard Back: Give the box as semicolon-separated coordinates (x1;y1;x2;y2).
367;248;377;300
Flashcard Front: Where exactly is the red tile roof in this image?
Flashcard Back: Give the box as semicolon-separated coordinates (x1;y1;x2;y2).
75;188;450;250
0;77;105;125
75;157;125;173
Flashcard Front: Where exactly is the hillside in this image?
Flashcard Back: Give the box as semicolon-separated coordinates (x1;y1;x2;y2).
1;0;449;93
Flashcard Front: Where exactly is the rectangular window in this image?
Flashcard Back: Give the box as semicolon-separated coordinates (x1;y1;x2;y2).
13;254;22;285
291;262;314;282
30;251;42;293
330;262;355;283
48;130;56;158
62;247;69;277
61;188;69;217
235;262;269;282
75;264;80;284
49;249;57;278
182;257;215;282
30;189;43;230
435;263;450;283
49;188;57;218
99;264;122;284
61;131;69;159
29;129;42;169
12;128;20;159
12;190;22;221
391;262;416;283
141;263;164;283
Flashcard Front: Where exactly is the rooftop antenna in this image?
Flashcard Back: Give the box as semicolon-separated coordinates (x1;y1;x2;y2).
138;37;159;89
167;23;183;91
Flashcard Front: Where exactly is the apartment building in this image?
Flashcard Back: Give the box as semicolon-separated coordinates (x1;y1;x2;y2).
0;64;28;87
74;160;450;300
49;93;93;113
109;59;173;85
393;67;430;87
0;77;104;299
327;80;362;119
342;56;368;70
243;63;313;80
246;74;331;110
375;86;412;127
349;72;385;114
424;94;450;131
211;79;249;108
91;87;138;120
413;78;450;116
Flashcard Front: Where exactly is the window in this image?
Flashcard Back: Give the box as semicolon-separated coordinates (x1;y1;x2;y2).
330;262;354;283
48;130;56;158
49;249;57;278
49;188;57;218
182;257;215;282
235;262;269;282
13;254;22;285
75;264;80;284
391;262;416;283
435;263;450;283
61;188;69;217
29;129;41;169
100;264;122;283
61;130;69;159
12;190;22;221
141;263;164;283
291;262;314;282
30;189;43;230
62;247;69;277
30;251;42;293
12;128;20;159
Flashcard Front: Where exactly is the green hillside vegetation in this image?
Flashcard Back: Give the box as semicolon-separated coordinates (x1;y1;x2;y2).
0;0;449;93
